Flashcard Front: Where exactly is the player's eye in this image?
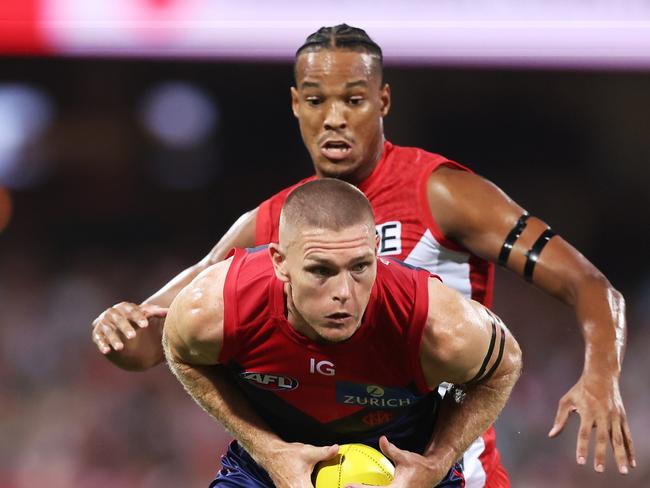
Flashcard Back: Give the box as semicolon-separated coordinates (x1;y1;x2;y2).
307;266;333;277
350;262;369;273
306;97;322;106
348;96;364;106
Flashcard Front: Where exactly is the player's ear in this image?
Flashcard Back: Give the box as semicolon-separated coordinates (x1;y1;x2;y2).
380;83;391;117
290;87;300;118
269;243;290;282
374;232;380;254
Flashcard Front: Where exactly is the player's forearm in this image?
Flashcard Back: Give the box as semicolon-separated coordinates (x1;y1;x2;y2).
537;251;625;375
142;261;211;308
425;365;522;469
144;209;258;307
571;275;626;376
142;216;256;308
167;359;285;463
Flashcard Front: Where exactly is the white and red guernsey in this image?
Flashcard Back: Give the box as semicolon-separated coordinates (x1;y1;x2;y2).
254;140;505;488
256;141;493;305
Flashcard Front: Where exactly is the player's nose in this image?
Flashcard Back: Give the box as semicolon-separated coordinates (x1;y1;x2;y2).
332;273;352;303
323;102;347;131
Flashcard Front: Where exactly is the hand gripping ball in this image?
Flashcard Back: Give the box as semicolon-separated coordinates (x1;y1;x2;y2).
313;444;395;487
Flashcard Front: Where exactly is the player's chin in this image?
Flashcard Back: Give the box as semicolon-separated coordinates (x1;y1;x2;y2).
318;332;354;344
315;156;360;179
316;321;359;343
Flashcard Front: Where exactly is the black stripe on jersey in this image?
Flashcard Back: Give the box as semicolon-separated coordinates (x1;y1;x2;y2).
498;212;530;267
523;228;557;282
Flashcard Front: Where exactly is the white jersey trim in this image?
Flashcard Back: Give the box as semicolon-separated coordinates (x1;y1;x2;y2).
404;229;472;299
463;435;488;488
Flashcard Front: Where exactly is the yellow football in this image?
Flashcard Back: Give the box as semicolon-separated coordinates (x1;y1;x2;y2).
313;443;395;487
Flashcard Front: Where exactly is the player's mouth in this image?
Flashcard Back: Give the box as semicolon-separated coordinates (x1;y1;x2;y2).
324;312;353;324
320;139;352;161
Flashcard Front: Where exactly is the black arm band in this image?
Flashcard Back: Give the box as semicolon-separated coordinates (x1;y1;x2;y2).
465;316;497;386
498;213;530;266
523;228;557;282
480;325;506;384
449;316;505;404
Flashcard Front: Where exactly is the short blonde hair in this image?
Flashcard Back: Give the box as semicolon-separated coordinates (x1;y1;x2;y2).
279;178;375;245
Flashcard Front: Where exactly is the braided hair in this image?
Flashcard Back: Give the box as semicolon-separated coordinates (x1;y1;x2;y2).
295;24;383;81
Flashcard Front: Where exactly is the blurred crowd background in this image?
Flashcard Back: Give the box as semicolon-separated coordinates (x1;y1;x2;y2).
2;21;650;488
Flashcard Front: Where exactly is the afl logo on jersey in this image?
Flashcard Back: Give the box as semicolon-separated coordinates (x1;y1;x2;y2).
240;372;299;391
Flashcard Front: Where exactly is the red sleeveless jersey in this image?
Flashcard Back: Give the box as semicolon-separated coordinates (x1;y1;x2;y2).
219;246;441;453
255;140;494;308
253;141;506;487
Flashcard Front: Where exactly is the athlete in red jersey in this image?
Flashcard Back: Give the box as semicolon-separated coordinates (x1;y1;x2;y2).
164;179;522;488
92;24;636;485
253;141;504;484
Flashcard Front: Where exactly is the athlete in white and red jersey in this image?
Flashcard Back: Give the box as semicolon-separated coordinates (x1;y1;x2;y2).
93;24;635;485
254;140;500;486
256;141;492;305
164;179;522;488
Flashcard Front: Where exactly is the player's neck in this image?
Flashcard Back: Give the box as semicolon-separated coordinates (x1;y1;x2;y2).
283;283;316;341
353;138;385;185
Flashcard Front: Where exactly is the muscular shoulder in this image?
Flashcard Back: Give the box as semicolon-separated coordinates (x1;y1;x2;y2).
164;257;233;365
419;277;490;386
427;166;525;253
422;277;482;358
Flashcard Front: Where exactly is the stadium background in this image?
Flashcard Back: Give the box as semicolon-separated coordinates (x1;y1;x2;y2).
1;2;649;487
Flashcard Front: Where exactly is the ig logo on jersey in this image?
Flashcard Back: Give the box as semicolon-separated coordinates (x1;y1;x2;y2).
309;358;335;376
